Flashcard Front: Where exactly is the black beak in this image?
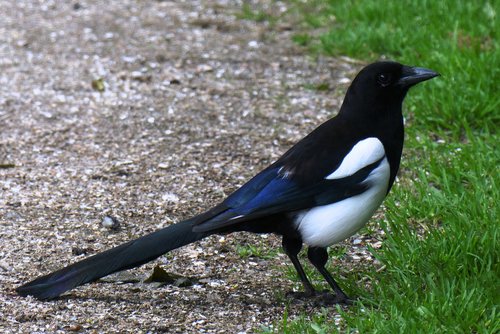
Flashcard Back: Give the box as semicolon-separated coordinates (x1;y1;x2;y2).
398;66;439;87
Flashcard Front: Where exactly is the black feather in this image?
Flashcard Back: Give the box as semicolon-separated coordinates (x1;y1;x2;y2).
16;219;210;300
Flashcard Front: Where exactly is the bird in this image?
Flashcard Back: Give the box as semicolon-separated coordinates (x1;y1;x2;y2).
16;61;438;303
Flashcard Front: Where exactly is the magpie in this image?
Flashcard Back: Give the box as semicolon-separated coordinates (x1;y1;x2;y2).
16;61;438;303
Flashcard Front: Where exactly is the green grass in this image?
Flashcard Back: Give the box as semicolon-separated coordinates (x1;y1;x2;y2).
354;132;499;333
261;308;340;334
237;3;278;24
250;0;499;332
236;241;280;260
291;0;499;134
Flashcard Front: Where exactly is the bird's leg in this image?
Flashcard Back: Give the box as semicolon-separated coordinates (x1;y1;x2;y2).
307;247;352;305
282;236;316;297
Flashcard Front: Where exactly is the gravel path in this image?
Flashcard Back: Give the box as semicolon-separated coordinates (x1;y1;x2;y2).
1;1;372;332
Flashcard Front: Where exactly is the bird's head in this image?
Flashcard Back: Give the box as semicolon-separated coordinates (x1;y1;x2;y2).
341;61;439;118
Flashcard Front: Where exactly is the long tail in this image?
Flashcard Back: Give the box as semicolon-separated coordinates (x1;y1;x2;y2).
16;219;210;300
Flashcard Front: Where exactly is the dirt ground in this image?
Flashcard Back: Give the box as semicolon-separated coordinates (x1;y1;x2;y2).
1;1;376;333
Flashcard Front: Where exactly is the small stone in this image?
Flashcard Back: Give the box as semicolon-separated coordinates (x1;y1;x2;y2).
4;210;23;221
158;163;169;169
196;64;213;73
162;192;179;203
248;40;259;48
0;261;11;271
130;71;152;82
102;215;120;230
72;247;91;256
353;238;362;245
67;324;83;331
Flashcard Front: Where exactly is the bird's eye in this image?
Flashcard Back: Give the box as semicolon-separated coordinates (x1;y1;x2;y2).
377;73;392;87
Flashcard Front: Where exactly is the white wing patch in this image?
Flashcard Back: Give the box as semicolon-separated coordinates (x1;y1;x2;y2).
326;137;385;180
294;157;390;247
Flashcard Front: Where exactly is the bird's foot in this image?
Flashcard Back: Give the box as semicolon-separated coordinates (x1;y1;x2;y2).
286;290;316;300
313;290;353;306
287;289;353;306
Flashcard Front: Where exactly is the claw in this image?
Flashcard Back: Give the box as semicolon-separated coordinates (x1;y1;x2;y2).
287;290;354;305
286;290;316;299
314;291;353;306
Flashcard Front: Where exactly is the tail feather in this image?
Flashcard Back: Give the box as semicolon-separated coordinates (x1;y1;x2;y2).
16;219;209;300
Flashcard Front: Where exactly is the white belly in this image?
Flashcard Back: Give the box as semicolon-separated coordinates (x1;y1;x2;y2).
294;157;390;248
